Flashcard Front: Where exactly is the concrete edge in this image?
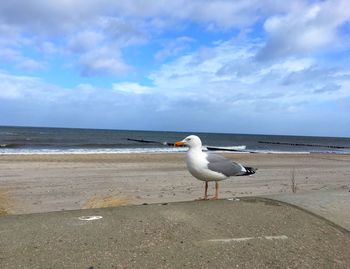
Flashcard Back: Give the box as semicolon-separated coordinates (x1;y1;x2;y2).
251;196;350;236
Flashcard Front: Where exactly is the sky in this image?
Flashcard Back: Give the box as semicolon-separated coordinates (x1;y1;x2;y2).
0;0;350;137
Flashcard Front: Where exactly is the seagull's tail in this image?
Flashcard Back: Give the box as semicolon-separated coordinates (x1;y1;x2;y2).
242;166;257;176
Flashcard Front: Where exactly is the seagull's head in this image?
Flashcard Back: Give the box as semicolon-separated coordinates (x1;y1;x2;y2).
175;135;202;149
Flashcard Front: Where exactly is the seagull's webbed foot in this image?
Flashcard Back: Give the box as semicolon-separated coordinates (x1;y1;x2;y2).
195;197;209;201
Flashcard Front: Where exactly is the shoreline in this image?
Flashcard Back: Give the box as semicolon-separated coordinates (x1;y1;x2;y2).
2;149;350;155
1;152;350;215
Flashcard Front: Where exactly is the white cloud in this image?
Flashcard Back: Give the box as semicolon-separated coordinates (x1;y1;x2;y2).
146;39;350;114
37;41;58;55
17;58;46;70
1;0;349;77
112;82;152;94
64;18;148;76
257;0;350;60
0;48;45;71
100;17;148;47
78;47;130;76
0;24;24;47
0;71;165;129
0;71;53;100
155;36;195;61
68;30;104;53
0;1;294;32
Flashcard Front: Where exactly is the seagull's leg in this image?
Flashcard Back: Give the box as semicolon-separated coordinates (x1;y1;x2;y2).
215;181;219;199
204;181;208;200
196;182;209;201
210;181;219;200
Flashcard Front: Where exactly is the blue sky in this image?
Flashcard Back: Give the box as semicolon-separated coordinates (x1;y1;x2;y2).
0;0;350;137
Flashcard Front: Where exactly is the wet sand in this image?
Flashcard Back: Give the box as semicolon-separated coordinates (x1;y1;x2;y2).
0;153;350;215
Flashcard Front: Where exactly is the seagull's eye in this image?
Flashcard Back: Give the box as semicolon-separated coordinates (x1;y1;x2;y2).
187;138;191;141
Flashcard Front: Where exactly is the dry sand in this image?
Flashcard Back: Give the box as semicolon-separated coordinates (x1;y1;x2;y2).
0;153;350;215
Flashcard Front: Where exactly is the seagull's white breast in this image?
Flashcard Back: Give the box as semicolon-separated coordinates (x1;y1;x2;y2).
186;149;227;181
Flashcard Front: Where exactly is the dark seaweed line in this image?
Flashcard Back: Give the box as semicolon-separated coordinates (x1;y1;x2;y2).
258;141;350;149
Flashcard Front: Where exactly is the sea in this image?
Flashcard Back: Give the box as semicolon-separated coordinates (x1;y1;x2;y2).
0;126;350;155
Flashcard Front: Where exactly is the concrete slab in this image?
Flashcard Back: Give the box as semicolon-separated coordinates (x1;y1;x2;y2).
265;190;350;231
0;198;349;269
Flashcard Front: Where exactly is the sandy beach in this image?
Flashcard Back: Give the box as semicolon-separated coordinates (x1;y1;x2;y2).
0;153;350;215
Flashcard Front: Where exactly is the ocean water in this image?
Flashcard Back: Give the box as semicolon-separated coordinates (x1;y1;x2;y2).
0;126;350;154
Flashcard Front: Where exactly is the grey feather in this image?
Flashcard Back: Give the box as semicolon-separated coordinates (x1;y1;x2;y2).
206;153;246;177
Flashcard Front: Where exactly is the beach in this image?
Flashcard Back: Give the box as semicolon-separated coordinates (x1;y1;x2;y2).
1;153;349;215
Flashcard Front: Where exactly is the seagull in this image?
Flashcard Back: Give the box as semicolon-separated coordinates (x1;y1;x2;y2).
175;135;256;200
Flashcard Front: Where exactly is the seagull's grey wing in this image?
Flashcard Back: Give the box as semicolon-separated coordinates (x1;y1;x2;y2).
206;152;245;177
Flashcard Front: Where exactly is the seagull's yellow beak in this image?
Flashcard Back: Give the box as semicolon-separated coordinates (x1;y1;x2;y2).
175;141;186;147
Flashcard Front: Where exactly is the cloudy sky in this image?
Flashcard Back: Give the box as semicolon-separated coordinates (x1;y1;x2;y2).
1;0;350;136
